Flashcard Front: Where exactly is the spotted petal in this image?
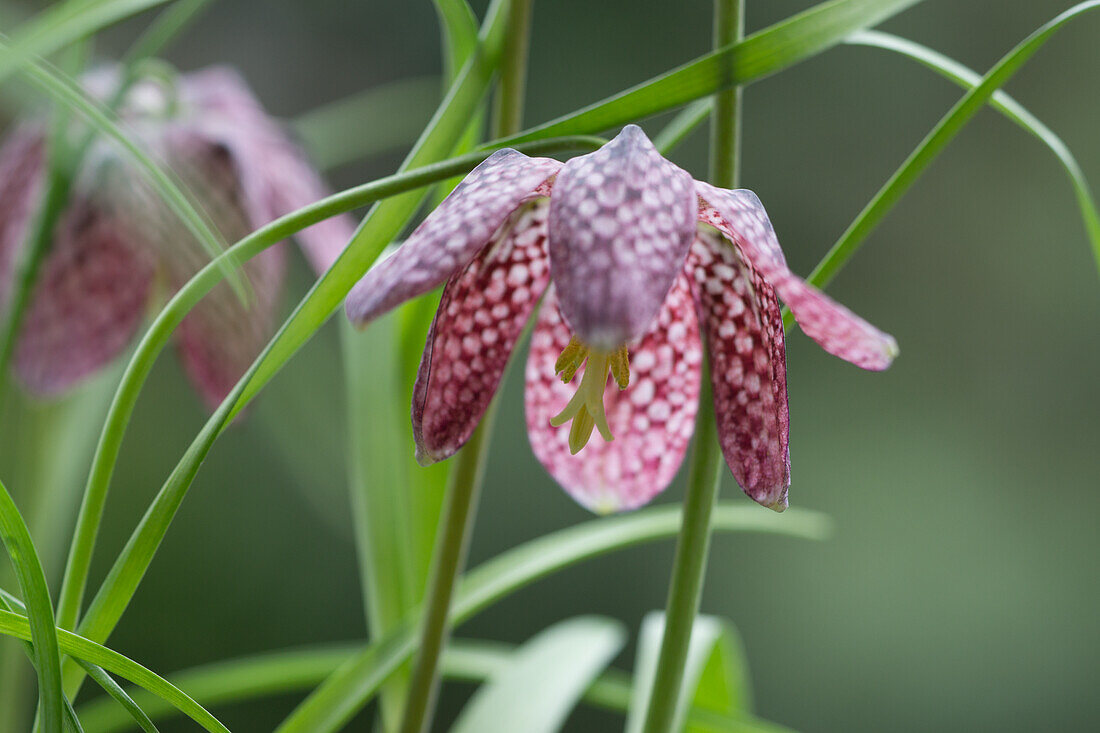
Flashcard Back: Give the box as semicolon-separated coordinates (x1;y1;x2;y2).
696;182;898;370
689;229;790;510
346;149;561;326
548;125;696;350
13;199;155;395
413;200;550;464
526;275;702;513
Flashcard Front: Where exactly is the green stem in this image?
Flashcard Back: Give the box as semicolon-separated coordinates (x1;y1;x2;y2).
399;3;533;730
398;412;495;733
641;2;742;732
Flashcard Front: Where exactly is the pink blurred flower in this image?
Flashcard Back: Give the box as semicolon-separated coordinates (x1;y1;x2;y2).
0;66;352;407
346;125;897;513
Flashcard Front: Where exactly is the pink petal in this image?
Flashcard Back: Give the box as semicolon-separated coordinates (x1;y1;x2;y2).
153;133;288;408
14;199;155;395
525;275;702;513
346;149;561;326
696;182;898;370
413;200;551;464
175;244;286;409
0;125;45;311
689;230;790;510
178;67;355;274
548;125;696;350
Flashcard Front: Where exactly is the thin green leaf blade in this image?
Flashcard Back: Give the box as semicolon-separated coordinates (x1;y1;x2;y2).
499;0;925;145
77;660;159;733
795;0;1100;321
845;30;1100;277
0;609;229;733
451;616;626;733
0;479;64;733
0;0;172;86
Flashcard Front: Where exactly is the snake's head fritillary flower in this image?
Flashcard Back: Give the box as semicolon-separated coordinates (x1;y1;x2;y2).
346;125;897;513
0;65;353;407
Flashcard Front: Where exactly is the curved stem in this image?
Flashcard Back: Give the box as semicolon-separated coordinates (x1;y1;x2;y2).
399;2;534;730
641;1;742;731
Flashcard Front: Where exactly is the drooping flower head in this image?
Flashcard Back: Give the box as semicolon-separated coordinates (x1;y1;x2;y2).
346;125;897;513
0;65;352;407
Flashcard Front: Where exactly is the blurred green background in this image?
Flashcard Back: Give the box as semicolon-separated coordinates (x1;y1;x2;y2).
2;0;1099;730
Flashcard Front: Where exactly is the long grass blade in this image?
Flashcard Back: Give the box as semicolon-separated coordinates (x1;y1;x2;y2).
0;608;228;733
845;29;1100;277
495;0;924;145
0;478;64;732
788;0;1100;329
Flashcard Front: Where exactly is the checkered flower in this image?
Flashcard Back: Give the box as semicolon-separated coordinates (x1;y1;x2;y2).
0;66;352;407
346;125;897;513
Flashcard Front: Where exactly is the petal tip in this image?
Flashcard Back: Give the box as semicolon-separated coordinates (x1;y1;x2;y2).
414;444;445;467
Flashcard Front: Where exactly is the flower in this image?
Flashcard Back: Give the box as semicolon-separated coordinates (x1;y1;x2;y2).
0;66;352;407
345;125;897;513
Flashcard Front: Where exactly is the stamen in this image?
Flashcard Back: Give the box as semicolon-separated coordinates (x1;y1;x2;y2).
609;345;629;390
550;339;632;453
554;336;587;381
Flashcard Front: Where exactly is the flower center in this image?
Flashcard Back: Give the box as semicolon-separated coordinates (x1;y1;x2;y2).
549;336;630;454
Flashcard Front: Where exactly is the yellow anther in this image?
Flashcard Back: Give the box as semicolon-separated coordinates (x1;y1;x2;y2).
609;345;630;390
554;336;587;382
550;339;632;453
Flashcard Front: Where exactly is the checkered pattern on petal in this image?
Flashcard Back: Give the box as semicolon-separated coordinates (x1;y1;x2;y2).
525;275;702;514
346;149;561;326
413;201;551;464
548;125;696;350
13;199;154;395
696;182;898;371
689;229;790;510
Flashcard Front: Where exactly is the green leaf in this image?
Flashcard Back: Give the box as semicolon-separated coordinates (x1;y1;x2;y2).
0;478;64;733
0;0;173;87
0;607;228;733
433;0;479;82
73;638;791;732
292;76;442;171
495;0;925;145
78;662;159;733
275;503;829;732
792;0;1100;325
451;617;626;733
845;30;1100;277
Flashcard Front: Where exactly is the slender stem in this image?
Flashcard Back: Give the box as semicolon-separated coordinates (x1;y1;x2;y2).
399;3;534;730
491;0;533;136
398;411;495;733
641;2;742;732
709;0;743;190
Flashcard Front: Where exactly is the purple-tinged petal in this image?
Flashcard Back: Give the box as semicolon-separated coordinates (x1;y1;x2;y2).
414;200;550;464
0;125;45;307
346;149;561;326
14;199;154;395
175;244;285;409
689;229;789;511
548;125;696;350
177;67;356;274
696;182;898;370
150;131;288;408
525;275;702;514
